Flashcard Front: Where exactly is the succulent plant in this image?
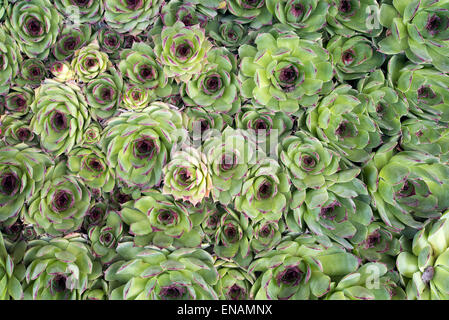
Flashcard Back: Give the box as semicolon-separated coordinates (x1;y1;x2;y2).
67;145;115;192
181;47;240;114
30;80;90;156
364;144;449;232
327;35;385;81
162;146;212;206
325;262;405;300
102;102;185;193
379;0;449;72
6;0;61;59
120;190;203;248
239;30;333;113
25;161;91;236
306;84;382;163
234;158;291;223
54;0;105;24
249;234;360;299
71;42;111;82
214;259;255;300
326;0;383;37
85;70;123;120
153;21;213;82
22;235;102;300
105;243;219;299
104;0;162;35
0;27;21;95
388;56;449;123
0;144;52;226
397;211;449;299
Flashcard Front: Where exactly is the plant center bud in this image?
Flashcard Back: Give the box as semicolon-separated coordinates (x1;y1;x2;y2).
279;266;302;285
100;232;114;246
227;30;237;41
135;138;155;159
260;225;272;237
140;66;155;80
228;284;246;300
221;154;236;171
1;173;18;196
160;285;186;300
17;128;31;141
365;231;381;248
52;275;67;293
89;206;104;223
29;66;43;79
417;86;436;100
254;119;268;134
291;2;304;17
64;37;78;51
301;155;316;170
342;49;355;65
53;190;74;212
279;66;298;84
126;0;143;10
158;210;175;225
26;18;43;36
105;35;118;47
422;266;434;284
14;96;27;109
101;88;114;101
339;0;352;13
320;201;340;220
206;76;221;92
51;112;68;132
397;180;416;198
179;169;192;183
89;158;104;172
176;43;192;58
426;14;442;35
224;224;239;243
85;58;98;68
335;121;353;138
258;181;273;199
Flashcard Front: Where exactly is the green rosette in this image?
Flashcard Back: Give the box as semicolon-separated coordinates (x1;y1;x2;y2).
153;21;213;82
102;102;185;193
71;41;111;82
30;80;90;156
397;211;449;299
0;26;21;94
119;42;172;97
120;190;203;248
6;0;61;59
249;234;360;299
181;47;240;114
105;243;219;300
234;158;291;223
25;161;91;236
67;145;115;192
162;146;212;206
214;259;256;300
104;0;162;35
238;31;334;113
0;144;52;226
85;70;123;120
22;235;102;300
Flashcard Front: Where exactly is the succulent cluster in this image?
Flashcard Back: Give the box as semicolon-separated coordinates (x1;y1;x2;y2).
0;0;449;301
